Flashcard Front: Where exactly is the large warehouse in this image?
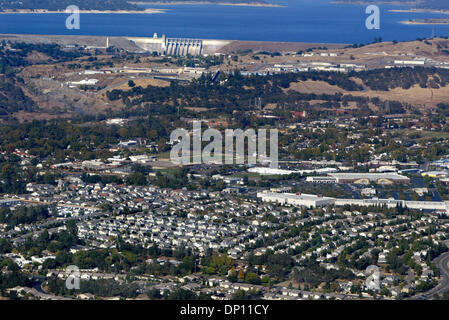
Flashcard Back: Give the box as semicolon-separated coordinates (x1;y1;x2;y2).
257;191;335;208
257;191;449;213
327;173;410;184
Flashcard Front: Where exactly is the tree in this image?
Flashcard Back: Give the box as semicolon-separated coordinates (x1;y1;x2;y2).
126;172;147;186
66;220;78;238
228;268;237;282
245;272;261;285
167;288;197;300
0;238;12;254
238;270;245;282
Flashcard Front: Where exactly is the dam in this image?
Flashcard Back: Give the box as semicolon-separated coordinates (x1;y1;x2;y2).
127;33;230;56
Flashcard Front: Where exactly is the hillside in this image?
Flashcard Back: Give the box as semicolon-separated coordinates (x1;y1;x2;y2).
0;77;36;115
3;36;449;121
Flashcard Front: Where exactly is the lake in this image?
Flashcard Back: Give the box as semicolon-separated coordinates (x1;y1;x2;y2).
1;0;449;44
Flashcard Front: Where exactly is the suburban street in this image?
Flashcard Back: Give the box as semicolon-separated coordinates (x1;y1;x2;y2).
413;252;449;300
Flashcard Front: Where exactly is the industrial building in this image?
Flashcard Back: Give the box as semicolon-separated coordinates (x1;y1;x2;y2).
394;60;426;66
257;191;335;208
327;173;410;184
306;176;338;183
248;167;337;176
66;78;99;88
335;198;449;214
257;191;449;213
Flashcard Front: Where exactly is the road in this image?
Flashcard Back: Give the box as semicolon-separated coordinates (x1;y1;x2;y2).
413;252;449;300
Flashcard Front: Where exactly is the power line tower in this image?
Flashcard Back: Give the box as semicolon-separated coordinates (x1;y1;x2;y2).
249;97;262;109
385;101;390;113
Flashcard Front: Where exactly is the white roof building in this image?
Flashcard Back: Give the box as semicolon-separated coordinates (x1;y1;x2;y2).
328;172;410;184
257;191;335;208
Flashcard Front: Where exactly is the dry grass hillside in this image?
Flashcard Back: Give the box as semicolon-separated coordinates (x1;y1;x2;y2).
286;79;449;108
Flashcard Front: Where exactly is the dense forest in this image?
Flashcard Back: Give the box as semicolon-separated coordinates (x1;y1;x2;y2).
0;0;140;11
0;261;31;292
0;77;36;114
0;156;27;194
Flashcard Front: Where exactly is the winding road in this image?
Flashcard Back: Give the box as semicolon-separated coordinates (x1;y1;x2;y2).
413;252;449;300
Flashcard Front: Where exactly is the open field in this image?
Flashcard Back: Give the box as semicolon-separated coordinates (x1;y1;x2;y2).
287;80;449;108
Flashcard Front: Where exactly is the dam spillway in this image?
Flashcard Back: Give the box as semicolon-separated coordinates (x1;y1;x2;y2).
165;38;202;56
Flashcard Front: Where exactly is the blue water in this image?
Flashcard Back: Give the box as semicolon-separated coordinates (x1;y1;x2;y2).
1;0;449;44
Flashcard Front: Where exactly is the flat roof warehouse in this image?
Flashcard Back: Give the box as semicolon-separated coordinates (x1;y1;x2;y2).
257;191;449;213
326;173;410;184
257;192;335;208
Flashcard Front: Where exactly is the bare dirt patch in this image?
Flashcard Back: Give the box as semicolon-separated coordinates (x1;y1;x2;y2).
286;80;345;95
349;84;449;107
110;78;170;91
286;79;449;108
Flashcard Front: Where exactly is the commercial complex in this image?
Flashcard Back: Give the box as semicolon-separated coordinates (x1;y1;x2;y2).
257;191;335;208
258;191;449;214
327;173;410;184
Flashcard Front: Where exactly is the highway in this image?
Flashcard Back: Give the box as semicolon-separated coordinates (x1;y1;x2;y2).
413;252;449;300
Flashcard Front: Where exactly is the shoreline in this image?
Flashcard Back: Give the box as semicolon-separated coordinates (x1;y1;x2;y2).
390;8;449;25
400;20;449;25
129;1;284;7
332;1;417;5
0;33;347;47
0;8;167;14
389;8;449;15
